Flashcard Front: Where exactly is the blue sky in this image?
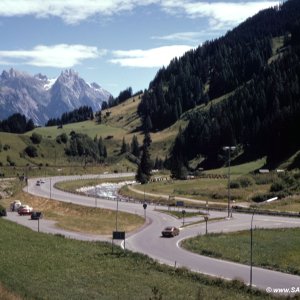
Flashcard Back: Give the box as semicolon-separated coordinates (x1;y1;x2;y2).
0;0;280;96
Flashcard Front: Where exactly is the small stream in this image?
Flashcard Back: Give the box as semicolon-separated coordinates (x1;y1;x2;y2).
76;181;136;199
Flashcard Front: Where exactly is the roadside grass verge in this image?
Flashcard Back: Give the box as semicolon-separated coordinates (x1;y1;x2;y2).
181;228;300;275
208;158;267;175
261;196;300;212
156;209;206;219
120;178;270;204
0;219;275;300
4;191;144;235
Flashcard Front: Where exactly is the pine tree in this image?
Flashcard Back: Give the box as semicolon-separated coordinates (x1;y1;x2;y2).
95;110;102;124
136;132;152;184
120;137;128;154
131;135;140;157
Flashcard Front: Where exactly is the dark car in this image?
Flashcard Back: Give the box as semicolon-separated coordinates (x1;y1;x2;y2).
161;226;180;237
0;206;7;217
31;211;43;220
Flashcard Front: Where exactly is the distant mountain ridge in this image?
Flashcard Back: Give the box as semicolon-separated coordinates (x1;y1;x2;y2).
0;68;112;125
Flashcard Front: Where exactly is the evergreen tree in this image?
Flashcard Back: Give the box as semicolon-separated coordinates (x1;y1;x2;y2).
136;132;152;184
131;135;140;157
95;110;102;124
103;146;107;158
120;137;128;154
169;127;188;179
98;136;105;157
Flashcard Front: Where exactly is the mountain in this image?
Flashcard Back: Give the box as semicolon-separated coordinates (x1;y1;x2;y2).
0;68;112;125
137;0;300;170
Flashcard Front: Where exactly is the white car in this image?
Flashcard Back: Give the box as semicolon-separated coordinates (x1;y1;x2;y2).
10;200;22;211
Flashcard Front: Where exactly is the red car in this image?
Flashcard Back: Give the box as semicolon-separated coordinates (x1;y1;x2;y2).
18;205;33;216
161;226;180;237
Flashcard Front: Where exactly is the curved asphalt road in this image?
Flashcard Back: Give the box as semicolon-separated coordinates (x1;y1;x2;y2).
6;173;300;295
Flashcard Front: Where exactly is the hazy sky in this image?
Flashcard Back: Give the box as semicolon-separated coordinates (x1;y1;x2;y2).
0;0;280;96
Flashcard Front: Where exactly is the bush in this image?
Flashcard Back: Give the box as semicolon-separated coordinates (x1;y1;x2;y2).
229;181;240;189
239;176;254;187
56;133;68;144
270;180;285;192
6;155;15;166
24;145;38;157
252;193;272;203
30;133;42;144
3;144;10;151
253;173;276;185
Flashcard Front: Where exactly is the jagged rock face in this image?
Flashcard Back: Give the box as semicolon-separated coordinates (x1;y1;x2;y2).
0;68;112;125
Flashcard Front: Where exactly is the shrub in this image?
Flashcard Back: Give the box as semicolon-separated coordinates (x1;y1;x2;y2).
3;144;10;151
6;156;15;166
239;176;254;187
56;133;68;144
253;173;276;185
24;145;38;157
270;180;285;192
30;133;42;144
229;181;240;189
252;193;272;203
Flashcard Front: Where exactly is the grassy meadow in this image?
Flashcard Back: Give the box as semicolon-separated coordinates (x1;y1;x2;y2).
0;218;276;300
120;176;270;205
182;228;300;275
1;184;143;235
0;95;181;175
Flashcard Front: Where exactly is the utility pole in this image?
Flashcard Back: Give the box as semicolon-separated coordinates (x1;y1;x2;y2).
223;146;236;218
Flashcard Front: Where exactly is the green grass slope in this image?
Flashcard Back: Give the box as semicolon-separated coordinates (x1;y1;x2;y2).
0;218;274;300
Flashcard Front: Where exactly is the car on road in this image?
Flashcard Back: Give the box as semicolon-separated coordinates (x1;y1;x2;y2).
36;180;40;186
31;211;43;220
18;205;33;216
161;226;180;237
0;205;7;217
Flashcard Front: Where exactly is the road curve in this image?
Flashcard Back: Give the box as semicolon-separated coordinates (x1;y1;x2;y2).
6;174;300;294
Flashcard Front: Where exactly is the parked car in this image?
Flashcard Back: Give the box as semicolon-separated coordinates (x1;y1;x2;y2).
18;205;33;216
10;200;22;211
161;226;180;237
31;211;43;220
0;205;7;217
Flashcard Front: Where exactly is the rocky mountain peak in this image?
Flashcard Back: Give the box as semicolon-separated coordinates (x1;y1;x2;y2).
34;73;48;81
1;68;27;80
0;68;112;125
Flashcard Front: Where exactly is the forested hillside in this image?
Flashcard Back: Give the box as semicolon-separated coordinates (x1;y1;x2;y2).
171;33;300;169
137;0;300;170
139;0;300;130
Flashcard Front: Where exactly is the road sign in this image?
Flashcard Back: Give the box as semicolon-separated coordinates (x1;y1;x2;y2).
176;201;184;207
113;231;125;240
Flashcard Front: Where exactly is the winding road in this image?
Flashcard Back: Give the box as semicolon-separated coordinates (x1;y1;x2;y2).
5;173;300;295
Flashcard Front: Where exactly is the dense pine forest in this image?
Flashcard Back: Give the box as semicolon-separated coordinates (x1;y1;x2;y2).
0;113;34;133
46;106;94;127
137;0;300;171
